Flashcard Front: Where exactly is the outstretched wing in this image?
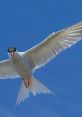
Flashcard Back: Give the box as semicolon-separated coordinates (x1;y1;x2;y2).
22;21;82;71
0;59;19;79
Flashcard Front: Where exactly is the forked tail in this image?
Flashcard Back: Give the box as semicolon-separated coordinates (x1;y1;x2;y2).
16;77;54;105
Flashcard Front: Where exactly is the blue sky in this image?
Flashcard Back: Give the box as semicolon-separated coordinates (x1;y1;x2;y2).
0;0;82;117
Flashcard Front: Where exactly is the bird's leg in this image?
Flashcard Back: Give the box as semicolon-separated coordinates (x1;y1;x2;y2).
22;78;31;88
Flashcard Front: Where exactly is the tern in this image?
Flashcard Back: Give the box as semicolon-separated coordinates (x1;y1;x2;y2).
0;22;82;105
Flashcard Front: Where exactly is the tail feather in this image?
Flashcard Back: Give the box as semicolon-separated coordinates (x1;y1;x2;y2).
16;77;54;105
30;77;54;95
16;81;30;105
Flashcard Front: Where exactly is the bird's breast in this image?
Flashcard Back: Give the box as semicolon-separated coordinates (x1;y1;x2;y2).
12;58;31;80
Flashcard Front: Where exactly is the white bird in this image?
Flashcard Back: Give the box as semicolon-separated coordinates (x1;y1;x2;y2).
0;21;82;105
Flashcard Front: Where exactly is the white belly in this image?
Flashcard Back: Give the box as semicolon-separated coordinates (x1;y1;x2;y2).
12;57;32;80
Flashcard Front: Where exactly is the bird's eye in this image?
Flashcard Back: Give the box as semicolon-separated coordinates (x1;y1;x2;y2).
8;47;16;53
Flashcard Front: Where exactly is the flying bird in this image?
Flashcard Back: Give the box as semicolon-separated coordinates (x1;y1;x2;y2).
0;22;82;105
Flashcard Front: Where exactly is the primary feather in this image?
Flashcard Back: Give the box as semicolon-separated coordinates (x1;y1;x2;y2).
22;22;82;71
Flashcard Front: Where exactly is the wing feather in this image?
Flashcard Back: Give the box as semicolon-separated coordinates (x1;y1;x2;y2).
22;22;82;70
0;59;19;79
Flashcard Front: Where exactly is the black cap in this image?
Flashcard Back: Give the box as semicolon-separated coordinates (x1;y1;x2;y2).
8;47;16;53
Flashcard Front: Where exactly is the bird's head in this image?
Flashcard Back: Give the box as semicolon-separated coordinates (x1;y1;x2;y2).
8;47;17;58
